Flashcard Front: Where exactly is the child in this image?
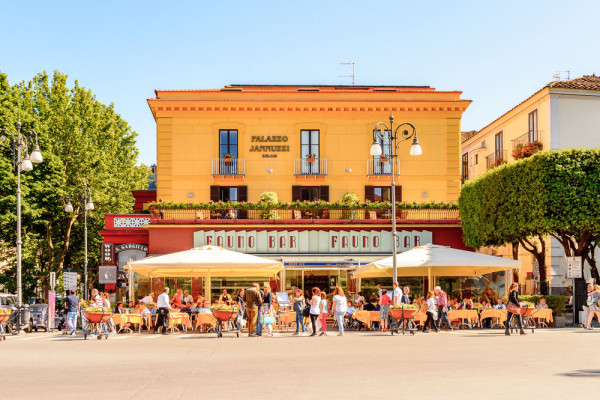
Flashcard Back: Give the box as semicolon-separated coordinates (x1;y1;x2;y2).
319;291;329;336
264;307;275;337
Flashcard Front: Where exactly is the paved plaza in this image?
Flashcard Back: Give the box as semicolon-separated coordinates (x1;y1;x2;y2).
1;328;598;399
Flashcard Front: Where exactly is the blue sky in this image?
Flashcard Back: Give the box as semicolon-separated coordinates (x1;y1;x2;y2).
1;0;599;166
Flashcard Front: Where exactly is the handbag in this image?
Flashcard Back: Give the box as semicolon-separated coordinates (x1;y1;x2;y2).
506;302;521;314
302;304;311;318
264;315;275;325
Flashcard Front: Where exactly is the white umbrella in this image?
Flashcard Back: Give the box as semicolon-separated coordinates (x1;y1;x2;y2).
125;245;283;278
354;243;521;280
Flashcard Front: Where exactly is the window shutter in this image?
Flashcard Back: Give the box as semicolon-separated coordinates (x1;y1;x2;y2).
291;186;301;202
396;185;402;202
210;186;220;202
319;185;329;202
365;186;374;202
238;186;248;202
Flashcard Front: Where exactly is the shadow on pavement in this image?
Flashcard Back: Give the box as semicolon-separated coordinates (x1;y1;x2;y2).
558;369;600;378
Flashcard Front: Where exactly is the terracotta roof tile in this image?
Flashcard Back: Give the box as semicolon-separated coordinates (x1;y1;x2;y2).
547;74;600;90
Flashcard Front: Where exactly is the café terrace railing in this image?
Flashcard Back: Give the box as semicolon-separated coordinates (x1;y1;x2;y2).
149;206;460;222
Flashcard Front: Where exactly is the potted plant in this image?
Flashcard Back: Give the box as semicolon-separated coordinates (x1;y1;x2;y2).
83;306;113;323
380;154;390;163
222;153;233;163
305;153;317;162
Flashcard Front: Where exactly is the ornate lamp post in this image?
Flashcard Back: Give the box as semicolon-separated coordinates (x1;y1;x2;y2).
0;117;43;319
370;111;422;302
65;182;94;300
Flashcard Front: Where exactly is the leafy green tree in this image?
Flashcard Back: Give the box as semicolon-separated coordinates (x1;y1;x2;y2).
459;149;600;289
0;71;148;299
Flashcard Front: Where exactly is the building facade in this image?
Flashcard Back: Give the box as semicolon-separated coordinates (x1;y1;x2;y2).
461;75;600;294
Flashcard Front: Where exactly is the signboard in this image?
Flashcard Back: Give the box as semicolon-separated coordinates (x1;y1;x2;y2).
102;243;114;265
532;261;539;277
566;257;583;279
276;292;290;307
193;229;433;254
115;244;148;253
63;270;78;291
99;265;117;284
48;291;55;330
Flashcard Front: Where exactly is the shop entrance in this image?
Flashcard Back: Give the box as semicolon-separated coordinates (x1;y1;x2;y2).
285;268;349;295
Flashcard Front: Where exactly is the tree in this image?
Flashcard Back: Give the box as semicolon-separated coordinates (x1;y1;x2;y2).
0;71;149;299
459;149;600;293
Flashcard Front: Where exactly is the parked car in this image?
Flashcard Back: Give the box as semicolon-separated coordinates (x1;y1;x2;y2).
0;294;17;309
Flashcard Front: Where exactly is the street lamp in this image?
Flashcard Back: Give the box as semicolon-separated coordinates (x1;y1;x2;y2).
370;111;422;302
0;116;43;317
65;182;94;300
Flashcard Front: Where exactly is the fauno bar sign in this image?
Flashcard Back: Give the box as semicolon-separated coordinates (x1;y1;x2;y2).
193;230;432;254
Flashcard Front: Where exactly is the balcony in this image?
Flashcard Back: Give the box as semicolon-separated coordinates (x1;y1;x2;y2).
511;130;542;150
486;151;507;170
294;158;327;176
367;158;400;176
149;203;460;223
212;158;245;176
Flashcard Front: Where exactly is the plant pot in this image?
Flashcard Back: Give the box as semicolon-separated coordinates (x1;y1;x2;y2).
213;310;234;322
380;158;389;163
306;158;315;163
553;315;566;328
85;312;111;323
223;158;233;163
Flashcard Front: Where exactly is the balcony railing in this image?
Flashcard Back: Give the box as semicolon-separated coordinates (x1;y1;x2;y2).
486;151;508;170
511;130;541;150
212;158;245;176
294;158;327;175
366;158;401;176
150;207;460;222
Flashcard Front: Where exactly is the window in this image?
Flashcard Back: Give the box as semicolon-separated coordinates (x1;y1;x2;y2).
528;110;538;142
495;132;503;162
219;130;238;158
210;186;247;202
365;185;400;202
300;130;320;174
461;153;469;182
371;130;392;174
219;130;238;174
474;154;479;165
292;185;329;202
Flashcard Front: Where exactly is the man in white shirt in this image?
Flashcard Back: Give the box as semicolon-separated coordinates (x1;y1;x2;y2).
141;292;154;304
392;281;402;306
182;290;194;304
154;288;172;335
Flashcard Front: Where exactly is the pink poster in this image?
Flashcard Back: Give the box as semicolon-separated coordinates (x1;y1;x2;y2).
48;291;55;329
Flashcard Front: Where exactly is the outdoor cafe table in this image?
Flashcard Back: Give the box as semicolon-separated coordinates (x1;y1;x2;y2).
278;312;296;331
447;309;479;328
112;314;143;333
353;311;380;328
194;313;217;331
169;312;192;332
530;308;553;324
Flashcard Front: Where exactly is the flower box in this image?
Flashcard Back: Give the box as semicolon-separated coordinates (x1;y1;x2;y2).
380;158;390;163
306;158;316;163
223;157;233;163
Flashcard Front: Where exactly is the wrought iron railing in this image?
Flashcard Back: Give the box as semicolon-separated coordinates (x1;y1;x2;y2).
149;207;460;222
366;158;401;175
212;158;245;175
486;151;508;170
294;158;327;175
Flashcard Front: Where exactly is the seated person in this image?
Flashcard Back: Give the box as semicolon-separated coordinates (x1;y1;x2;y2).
114;302;125;314
218;289;232;305
537;298;549;309
171;289;183;309
195;293;205;304
346;301;357;317
356;301;364;310
198;300;211;313
180;301;193;316
363;301;376;311
140;304;152;330
494;298;506;310
460;298;473;310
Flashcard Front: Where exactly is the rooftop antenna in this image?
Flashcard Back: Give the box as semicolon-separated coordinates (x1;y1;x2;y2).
339;59;355;85
553;70;570;80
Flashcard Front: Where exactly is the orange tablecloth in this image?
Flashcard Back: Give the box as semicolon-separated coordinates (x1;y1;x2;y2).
480;309;506;322
448;310;479;323
194;313;217;330
353;311;380;328
112;314;143;326
169;313;192;329
530;308;553;323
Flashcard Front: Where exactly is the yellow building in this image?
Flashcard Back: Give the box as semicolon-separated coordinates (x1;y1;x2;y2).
461;75;600;294
148;85;471;204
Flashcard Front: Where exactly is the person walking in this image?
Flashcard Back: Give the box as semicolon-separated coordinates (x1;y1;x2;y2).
309;287;321;336
331;286;347;336
292;288;305;335
422;291;439;333
379;289;390;332
243;283;263;337
236;288;245;332
91;289;103;307
154;287;172;335
505;282;526;335
65;290;79;336
319;290;329;336
434;286;453;331
257;284;271;337
581;283;594;329
392;281;402;306
584;284;600;330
